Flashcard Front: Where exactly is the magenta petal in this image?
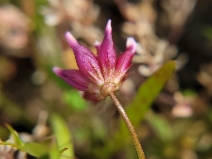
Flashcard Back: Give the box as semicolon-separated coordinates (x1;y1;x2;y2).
65;32;104;85
98;20;116;76
116;37;137;73
83;92;104;102
53;67;91;91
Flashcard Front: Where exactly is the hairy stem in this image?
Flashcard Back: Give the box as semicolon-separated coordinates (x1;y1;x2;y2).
109;92;146;159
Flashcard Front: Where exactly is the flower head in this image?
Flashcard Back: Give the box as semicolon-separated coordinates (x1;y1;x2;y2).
53;20;136;102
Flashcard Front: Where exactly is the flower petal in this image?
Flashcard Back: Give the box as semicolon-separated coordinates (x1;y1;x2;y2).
115;37;137;76
82;92;105;102
65;32;104;85
53;67;92;91
98;19;116;77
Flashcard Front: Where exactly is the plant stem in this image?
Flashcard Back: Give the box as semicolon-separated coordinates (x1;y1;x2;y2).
109;92;146;159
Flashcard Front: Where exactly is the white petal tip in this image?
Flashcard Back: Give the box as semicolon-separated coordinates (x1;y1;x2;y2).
106;19;112;32
52;67;62;75
126;37;137;52
65;32;77;46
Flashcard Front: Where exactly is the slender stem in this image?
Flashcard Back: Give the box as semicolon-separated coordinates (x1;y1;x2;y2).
109;92;146;159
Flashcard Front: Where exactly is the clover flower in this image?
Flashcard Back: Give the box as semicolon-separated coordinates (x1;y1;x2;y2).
53;20;136;102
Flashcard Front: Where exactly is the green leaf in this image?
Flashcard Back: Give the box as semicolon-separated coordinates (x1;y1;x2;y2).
94;61;176;158
49;139;60;159
24;141;49;157
62;90;87;111
146;111;173;142
0;141;18;148
6;124;25;149
50;114;74;159
60;148;69;155
126;61;176;126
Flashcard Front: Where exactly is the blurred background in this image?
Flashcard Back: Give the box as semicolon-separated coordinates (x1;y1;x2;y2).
1;0;212;159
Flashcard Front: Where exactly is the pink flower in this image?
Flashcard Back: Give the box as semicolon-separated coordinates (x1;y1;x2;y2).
53;20;136;102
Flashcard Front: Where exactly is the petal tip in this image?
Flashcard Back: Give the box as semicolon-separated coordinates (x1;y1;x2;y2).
105;19;112;33
126;37;137;53
65;32;77;46
53;67;62;75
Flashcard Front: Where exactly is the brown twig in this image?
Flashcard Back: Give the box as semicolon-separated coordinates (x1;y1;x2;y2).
109;92;146;159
